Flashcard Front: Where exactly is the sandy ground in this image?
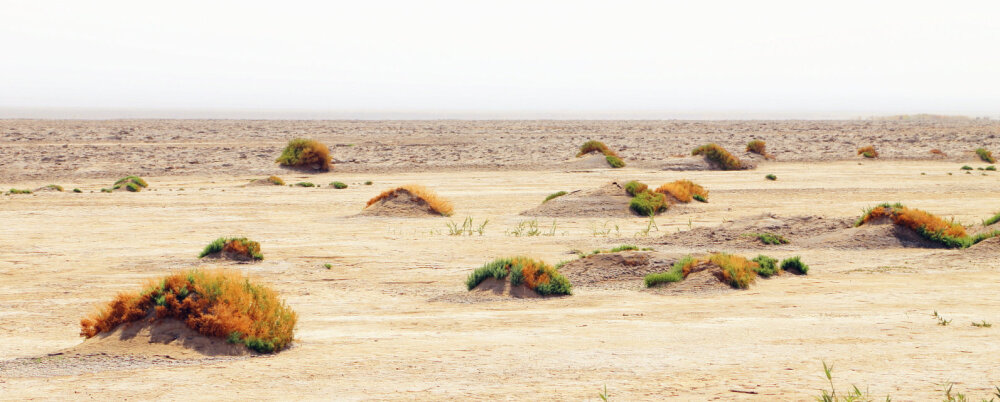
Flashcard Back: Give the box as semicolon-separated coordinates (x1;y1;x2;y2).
1;123;1000;400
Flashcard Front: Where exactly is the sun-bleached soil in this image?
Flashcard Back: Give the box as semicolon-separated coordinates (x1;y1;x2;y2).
1;121;1000;400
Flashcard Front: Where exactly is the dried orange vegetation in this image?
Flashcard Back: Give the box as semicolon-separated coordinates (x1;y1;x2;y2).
465;256;572;296
930;149;946;156
707;253;758;289
576;140;619;158
746;140;772;159
365;184;454;216
692;143;743;170
678;257;700;277
80;269;297;353
862;205;967;238
276;138;332;171
655;180;708;203
857;145;878;158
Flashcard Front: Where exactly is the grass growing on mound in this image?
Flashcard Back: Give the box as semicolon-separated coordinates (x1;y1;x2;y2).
857;146;878;158
113;176;148;192
985;212;1000;227
629;190;668;216
294;182;315;187
465;257;572;296
198;237;263;260
692;143;743;170
276;138;331;171
544;191;567;203
988;165;997;171
976;148;996;164
709;253;758;289
43;184;64;191
655;180;708;203
856;203;1000;248
746;140;772;158
780;256;808;274
577;140;618;158
365;184;454;216
644;256;695;287
267;176;284;185
751;255;780;277
745;232;788;245
623;181;648;196
766;174;777;181
330;181;348;189
80;268;297;353
8;188;31;194
605;155;625;168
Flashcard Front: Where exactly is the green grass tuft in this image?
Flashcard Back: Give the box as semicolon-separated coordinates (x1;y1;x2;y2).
623;181;648;196
692;143;743;170
629;190;668;216
961;165;973;170
644;256;692;287
985;212;1000;226
766;174;777;180
975;147;996;163
692;194;707;203
746;232;789;245
544;191;567;203
198;237;263;260
294;182;315;187
72;188;82;193
112;176;148;192
780;256;808;274
751;255;780;277
465;257;572;296
8;188;32;194
605;155;625;168
330;181;348;189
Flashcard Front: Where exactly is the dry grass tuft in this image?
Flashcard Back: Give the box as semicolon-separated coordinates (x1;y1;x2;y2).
276;138;331;171
708;253;758;289
930;149;946;156
577;140;619;158
267;176;285;185
746;140;773;159
976;148;996;164
655;180;708;203
692;143;743;170
856;203;1000;248
365;184;454;216
466;256;572;296
80;268;297;353
857;146;878;158
199;237;263;261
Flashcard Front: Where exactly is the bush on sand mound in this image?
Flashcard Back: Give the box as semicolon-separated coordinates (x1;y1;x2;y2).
35;184;64;192
80;268;297;353
976;148;996;164
8;188;32;194
199;237;263;261
655;180;708;203
692;143;744;170
577;140;625;168
364;185;454;216
857;146;878;158
543;191;567;203
113;176;148;192
276;138;331;171
623;181;648;197
856;203;1000;248
629;190;669;216
466;257;572;296
645;253;802;290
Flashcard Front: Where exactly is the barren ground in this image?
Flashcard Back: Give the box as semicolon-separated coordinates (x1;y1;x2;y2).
1;120;999;400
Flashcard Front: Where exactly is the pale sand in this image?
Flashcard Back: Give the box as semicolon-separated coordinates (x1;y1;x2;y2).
1;121;1000;400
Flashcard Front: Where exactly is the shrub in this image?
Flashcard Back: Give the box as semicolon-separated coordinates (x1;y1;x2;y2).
294;182;315;187
975;148;996;163
113;176;148;192
629;190;668;216
465;257;572;296
72;188;82;193
544;191;568;203
80;269;297;353
961;165;973;170
577;140;618;158
857;146;878;158
746;140;771;158
609;244;639;252
366;185;454;216
780;256;809;274
267;175;285;185
644;256;695;287
987;166;997;171
43;184;64;192
747;232;788;245
655;179;708;203
8;188;31;194
985;212;1000;226
276;138;331;171
751;255;780;277
623;181;648;197
692;143;743;170
605;155;625;168
364;181;373;185
330;181;348;189
930;148;945;156
854;203;995;248
692;194;707;202
709;253;757;289
198;237;263;260
101;188;112;193
766;174;777;181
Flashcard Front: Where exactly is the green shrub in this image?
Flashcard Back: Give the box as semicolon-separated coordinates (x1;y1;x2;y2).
644;256;693;287
987;166;997;171
605;155;625;168
692;143;743;170
113;176;148;192
101;188;112;193
623;181;648;196
961;165;973;170
629;190;668;216
8;188;31;194
295;182;315;187
72;188;82;193
330;181;348;189
364;181;373;185
577;140;617;157
751;255;779;277
544;191;567;203
465;257;572;296
43;184;64;192
780;256;808;274
975;148;996;163
747;232;788;245
276;138;331;171
692;194;707;203
766;174;777;181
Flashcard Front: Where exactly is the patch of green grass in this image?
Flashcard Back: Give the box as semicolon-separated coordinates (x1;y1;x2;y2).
644;256;692;287
364;181;373;185
692;143;743;170
751;255;780;277
975;147;996;163
780;256;808;274
101;188;112;193
323;263;332;270
72;188;82;193
294;182;315;187
987;165;997;171
985;212;1000;226
609;244;639;252
972;320;992;328
765;174;777;181
112;176;148;192
330;181;348;189
961;165;973;170
623;181;647;197
44;184;64;192
446;217;488;236
8;188;32;194
465;257;572;296
198;237;263;260
692;194;707;203
746;232;789;245
629;190;668;216
544;191;568;203
605;155;625;168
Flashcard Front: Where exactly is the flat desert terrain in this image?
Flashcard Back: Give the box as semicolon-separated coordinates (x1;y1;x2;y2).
1;120;999;400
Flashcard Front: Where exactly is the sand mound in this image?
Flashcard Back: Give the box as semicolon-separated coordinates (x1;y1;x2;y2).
69;318;252;358
660;156;717;171
965;236;1000;254
559;251;675;290
521;181;633;217
801;217;944;249
469;277;541;298
647;261;734;295
658;214;851;248
360;188;445;217
564;153;615;169
33;185;63;192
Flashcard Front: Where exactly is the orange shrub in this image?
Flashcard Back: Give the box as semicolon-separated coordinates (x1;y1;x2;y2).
276;138;331;171
365;184;454;216
746;140;772;158
577;140;619;158
692;143;743;170
930;149;946;156
857;146;878;158
655;180;708;203
708;253;758;289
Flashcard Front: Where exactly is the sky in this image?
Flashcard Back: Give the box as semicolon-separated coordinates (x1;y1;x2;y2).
1;0;999;119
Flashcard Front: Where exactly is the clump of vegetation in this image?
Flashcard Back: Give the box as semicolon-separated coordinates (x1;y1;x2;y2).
961;165;973;170
745;232;788;245
544;191;568;203
655;179;708;203
198;237;263;261
692;143;743;170
972;320;992;328
985;212;1000;227
930;148;946;156
976;147;996;163
629;190;668;216
856;203;1000;248
42;184;64;192
765;174;777;181
623;181;648;197
446;217;488;236
857;145;878;158
80;268;297;353
746;139;773;159
644;255;695;287
294;182;315;187
364;181;373;185
465;257;572;296
101;188;112;193
780;256;809;274
113;176;148;192
330;181;348;189
987;165;997;171
72;188;82;193
577;140;625;168
8;188;32;194
266;175;284;185
605;155;625;168
365;185;454;216
276;138;331;171
751;255;780;277
709;253;758;289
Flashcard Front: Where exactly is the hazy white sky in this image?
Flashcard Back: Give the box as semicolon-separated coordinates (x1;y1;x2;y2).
1;0;998;118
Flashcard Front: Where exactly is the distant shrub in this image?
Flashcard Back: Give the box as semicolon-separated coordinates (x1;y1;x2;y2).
975;148;996;163
930;149;946;156
855;203;1000;248
72;188;82;193
709;253;757;289
780;256;809;274
267;176;285;185
43;184;64;192
629;190;668;216
198;237;263;261
987;165;997;171
276;138;331;171
330;181;348;189
101;188;112;193
961;165;973;170
747;232;788;245
623;181;648;197
294;182;315;187
857;146;878;158
80;268;297;353
605;155;625;168
366;185;454;216
8;188;31;194
766;174;777;181
577;140;618;158
644;255;695;287
751;255;780;277
364;181;373;185
465;257;572;296
692;143;743;170
655;179;708;203
746;140;772;158
113;176;148;192
543;191;568;203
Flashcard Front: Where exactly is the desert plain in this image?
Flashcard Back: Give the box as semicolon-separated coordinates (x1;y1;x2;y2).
1;119;999;400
